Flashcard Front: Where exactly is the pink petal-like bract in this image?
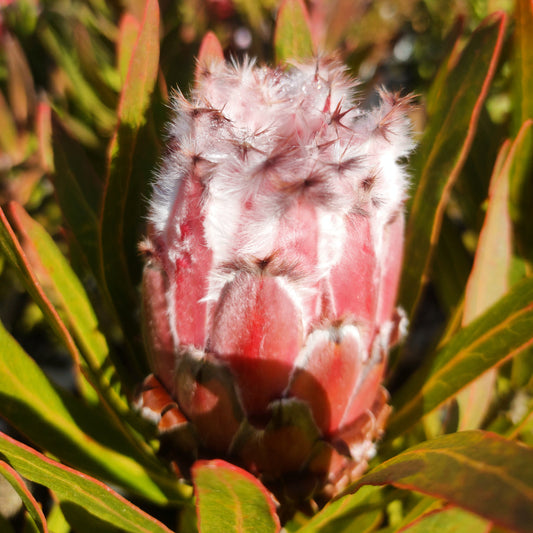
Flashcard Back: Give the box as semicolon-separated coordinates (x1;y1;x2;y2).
139;56;413;504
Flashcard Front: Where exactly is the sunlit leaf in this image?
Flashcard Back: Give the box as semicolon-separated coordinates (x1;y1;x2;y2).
347;431;533;533
297;486;383;533
397;505;490;533
36;101;53;172
195;31;224;81
274;0;314;64
457;136;513;430
1;202;151;436
400;12;506;316
39;24;115;131
7;202;111;382
388;275;533;437
0;432;174;533
192;459;280;533
0;319;187;505
0;460;48;533
45;504;70;533
117;12;141;83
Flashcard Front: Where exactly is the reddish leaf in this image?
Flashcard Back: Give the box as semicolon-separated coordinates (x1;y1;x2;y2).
0;460;48;533
36;101;53;172
117;12;141;83
195;31;224;81
192;460;280;533
347;431;533;533
0;432;174;533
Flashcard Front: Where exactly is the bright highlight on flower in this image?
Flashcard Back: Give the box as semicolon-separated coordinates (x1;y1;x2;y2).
139;56;414;503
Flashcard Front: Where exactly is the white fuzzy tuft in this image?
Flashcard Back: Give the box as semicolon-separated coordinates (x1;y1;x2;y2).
147;55;414;346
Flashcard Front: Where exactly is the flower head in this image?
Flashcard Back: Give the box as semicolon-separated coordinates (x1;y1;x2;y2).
139;56;413;503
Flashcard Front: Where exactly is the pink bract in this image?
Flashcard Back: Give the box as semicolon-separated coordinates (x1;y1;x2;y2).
139;56;413;503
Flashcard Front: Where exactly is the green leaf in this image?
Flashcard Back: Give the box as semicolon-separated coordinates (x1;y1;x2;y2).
0;91;19;158
0;432;173;533
388;275;533;438
117;13;141;83
397;506;490;533
0;460;48;533
51;115;102;279
1;202;154;443
112;0;160;130
7;202;110;385
400;12;506;316
347;431;533;533
38;24;115;132
0;318;187;505
99;0;160;376
513;0;533;135
508;120;533;270
192;459;280;533
297;486;383;533
46;504;70;533
0;205;84;368
274;0;314;64
457;136;513;430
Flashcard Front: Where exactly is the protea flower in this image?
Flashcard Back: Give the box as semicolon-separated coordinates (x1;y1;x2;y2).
138;56;414;504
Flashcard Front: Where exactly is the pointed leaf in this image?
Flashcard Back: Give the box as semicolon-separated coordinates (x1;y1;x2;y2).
0;432;173;533
400;12;506;315
347;431;533;533
99;0;160;375
195;31;224;81
388;275;533;438
192;459;280;533
457;137;513;430
117;13;141;83
462;141;512;323
513;0;533;135
0;319;187;504
112;0;160;130
36;101;53;172
274;0;314;64
4;33;35;124
0;461;48;533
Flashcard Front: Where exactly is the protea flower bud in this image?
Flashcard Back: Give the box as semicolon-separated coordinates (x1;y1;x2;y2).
139;57;413;504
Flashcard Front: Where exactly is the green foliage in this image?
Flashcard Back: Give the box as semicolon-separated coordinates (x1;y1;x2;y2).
1;0;533;532
192;460;280;533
